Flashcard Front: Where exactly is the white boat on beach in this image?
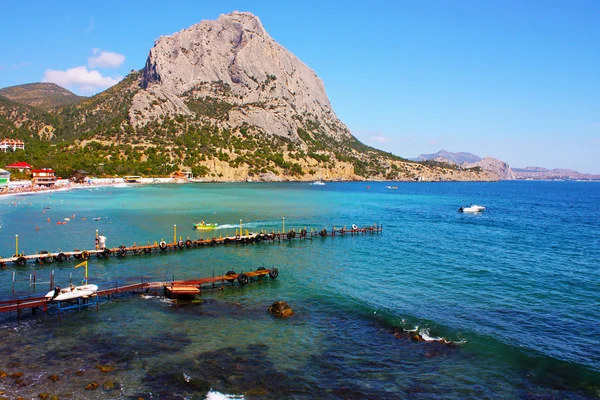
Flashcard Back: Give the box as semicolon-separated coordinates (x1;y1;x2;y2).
45;284;98;302
459;205;486;213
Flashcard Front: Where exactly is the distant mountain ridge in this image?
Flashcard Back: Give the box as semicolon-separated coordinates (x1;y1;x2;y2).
417;150;481;164
513;167;600;180
0;82;86;110
418;149;515;180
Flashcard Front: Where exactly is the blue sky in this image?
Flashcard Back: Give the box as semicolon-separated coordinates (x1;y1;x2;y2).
1;0;599;173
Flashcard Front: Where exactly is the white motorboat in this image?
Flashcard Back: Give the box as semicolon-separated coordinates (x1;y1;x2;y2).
310;179;325;186
45;284;98;301
459;205;486;213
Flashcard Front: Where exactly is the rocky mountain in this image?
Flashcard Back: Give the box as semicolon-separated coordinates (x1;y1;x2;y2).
513;167;600;180
417;150;515;180
0;12;498;183
464;157;515;180
133;11;346;142
417;150;481;164
0;82;85;110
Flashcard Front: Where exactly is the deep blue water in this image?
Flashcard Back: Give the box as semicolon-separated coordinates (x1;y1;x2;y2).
0;181;598;399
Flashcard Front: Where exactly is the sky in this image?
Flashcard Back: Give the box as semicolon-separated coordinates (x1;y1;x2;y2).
1;0;599;173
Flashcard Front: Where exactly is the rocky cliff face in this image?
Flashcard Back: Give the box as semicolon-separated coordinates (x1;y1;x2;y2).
131;11;350;141
463;157;515;180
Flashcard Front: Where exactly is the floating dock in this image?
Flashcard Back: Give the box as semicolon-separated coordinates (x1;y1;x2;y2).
0;224;382;268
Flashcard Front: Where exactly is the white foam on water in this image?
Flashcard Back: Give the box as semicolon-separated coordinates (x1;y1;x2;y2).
403;325;419;333
418;328;467;345
205;389;245;399
215;222;266;229
419;328;445;342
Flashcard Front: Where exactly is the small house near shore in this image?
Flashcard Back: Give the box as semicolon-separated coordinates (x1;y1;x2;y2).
71;169;89;183
171;171;193;180
32;168;57;187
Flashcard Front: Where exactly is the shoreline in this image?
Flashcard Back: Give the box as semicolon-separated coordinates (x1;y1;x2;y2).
0;178;186;198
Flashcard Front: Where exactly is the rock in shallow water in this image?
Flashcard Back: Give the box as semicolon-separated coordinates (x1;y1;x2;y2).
268;301;294;318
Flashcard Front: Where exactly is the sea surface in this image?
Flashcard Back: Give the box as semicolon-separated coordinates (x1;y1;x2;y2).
0;181;598;399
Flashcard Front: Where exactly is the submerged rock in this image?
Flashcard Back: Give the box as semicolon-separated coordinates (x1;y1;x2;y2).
48;374;59;382
411;334;425;342
95;364;115;373
268;301;294;318
103;380;119;391
85;382;99;391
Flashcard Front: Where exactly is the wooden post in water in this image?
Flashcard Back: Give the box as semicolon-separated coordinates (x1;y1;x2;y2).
173;225;177;244
15;234;18;256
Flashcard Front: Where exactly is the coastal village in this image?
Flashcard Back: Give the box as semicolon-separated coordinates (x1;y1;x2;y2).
0;137;196;196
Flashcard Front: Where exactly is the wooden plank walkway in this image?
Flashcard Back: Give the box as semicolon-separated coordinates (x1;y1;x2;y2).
0;224;382;268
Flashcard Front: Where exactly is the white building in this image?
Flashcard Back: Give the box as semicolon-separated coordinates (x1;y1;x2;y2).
0;138;25;152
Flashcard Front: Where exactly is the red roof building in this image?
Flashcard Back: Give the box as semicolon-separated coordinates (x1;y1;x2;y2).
5;162;33;171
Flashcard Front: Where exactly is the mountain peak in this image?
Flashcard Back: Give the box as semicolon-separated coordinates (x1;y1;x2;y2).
134;11;339;139
216;11;266;35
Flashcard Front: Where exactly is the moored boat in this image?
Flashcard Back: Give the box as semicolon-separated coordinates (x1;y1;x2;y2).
45;284;98;302
459;205;486;213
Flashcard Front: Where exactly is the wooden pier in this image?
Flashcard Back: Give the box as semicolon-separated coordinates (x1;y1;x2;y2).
0;267;279;320
165;267;278;298
0;224;382;268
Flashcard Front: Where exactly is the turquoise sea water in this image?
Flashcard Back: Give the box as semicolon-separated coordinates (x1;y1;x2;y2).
0;181;598;399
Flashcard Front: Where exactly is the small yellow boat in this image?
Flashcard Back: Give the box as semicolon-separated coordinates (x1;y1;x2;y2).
194;222;218;230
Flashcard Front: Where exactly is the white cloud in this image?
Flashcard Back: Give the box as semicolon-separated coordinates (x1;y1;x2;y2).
88;49;125;68
43;66;122;93
428;139;439;145
369;134;390;143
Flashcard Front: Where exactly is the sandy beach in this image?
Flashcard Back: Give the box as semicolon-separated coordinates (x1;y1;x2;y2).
0;177;183;198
